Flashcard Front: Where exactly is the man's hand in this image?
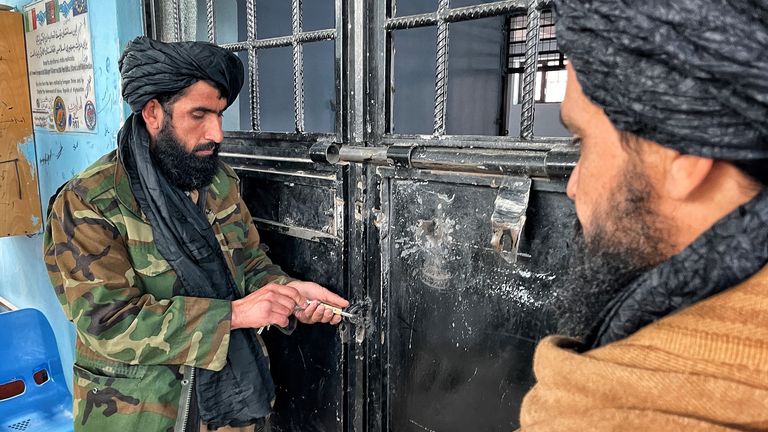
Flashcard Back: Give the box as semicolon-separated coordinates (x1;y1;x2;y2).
287;281;349;325
230;283;304;330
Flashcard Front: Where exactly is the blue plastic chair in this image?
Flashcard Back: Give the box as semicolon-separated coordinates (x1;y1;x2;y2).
0;308;73;432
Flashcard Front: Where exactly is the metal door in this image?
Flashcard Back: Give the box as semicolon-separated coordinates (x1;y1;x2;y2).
145;1;577;431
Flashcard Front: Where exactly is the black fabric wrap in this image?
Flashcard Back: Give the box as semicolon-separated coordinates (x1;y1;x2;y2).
119;36;244;113
118;114;274;428
555;0;768;161
585;188;768;349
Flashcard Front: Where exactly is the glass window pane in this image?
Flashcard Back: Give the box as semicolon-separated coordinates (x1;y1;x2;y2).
394;0;438;17
303;0;335;32
303;40;336;133
222;50;252;131
543;70;567;103
256;0;291;38
391;27;437;135
446;16;505;135
258;46;295;132
210;0;248;44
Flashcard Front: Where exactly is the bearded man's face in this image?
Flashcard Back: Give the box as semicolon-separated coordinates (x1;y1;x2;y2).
553;65;674;338
150;80;227;191
552;153;672;338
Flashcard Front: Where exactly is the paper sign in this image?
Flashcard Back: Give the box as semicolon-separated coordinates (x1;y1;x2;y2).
24;0;96;133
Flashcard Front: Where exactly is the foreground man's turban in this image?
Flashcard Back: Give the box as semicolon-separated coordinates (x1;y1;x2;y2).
119;36;244;113
555;0;768;161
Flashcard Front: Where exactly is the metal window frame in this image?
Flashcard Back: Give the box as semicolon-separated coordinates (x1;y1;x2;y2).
150;0;570;149
382;0;549;141
201;0;339;135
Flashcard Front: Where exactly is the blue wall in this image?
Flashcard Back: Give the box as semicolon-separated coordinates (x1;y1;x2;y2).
0;0;143;390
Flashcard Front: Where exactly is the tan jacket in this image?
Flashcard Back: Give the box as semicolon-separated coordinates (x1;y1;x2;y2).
520;266;768;431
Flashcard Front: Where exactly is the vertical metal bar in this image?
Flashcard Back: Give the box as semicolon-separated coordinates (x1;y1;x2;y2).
292;0;306;133
246;0;261;130
376;0;390;138
520;0;540;140
384;1;394;136
205;0;215;44
352;0;365;143
171;0;181;41
432;0;450;136
335;0;345;141
146;0;158;40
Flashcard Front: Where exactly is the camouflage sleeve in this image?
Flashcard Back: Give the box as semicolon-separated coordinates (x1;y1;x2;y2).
237;197;296;295
43;190;231;372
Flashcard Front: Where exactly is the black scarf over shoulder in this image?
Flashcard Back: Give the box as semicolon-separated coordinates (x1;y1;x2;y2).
117;37;272;428
587;188;768;349
118;115;274;429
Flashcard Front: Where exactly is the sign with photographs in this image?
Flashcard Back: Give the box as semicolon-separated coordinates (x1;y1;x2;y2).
23;0;96;133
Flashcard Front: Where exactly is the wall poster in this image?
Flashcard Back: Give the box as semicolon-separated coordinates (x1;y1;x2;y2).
23;0;96;133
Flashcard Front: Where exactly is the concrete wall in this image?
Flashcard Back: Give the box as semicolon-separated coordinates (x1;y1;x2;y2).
0;0;143;389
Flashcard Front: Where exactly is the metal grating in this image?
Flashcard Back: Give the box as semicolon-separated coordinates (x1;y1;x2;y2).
385;0;548;139
205;0;338;133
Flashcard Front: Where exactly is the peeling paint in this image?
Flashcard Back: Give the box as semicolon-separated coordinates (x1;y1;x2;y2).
16;137;37;176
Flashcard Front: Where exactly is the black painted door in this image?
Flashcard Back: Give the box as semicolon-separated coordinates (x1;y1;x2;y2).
151;0;577;430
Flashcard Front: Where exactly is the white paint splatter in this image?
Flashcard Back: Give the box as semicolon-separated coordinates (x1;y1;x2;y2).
409;420;437;432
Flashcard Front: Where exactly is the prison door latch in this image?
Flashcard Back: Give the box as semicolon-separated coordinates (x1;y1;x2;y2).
490;177;532;264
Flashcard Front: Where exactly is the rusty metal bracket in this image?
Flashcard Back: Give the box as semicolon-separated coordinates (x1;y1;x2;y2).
490;177;532;263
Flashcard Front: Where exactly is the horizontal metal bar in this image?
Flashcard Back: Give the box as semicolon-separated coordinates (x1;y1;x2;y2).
252;217;340;243
232;165;336;181
410;147;548;176
220;152;313;164
444;0;526;22
220;42;250;52
386;12;437;30
544;145;578;178
224;131;335;142
383;135;572;151
219;30;337;51
334;145;576;177
253;29;337;49
386;0;526;30
339;147;389;163
378;166;567;193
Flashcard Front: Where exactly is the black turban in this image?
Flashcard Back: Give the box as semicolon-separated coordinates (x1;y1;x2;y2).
555;0;768;161
119;36;244;113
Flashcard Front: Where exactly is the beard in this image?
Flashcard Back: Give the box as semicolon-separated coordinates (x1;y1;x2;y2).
151;118;220;191
551;158;673;339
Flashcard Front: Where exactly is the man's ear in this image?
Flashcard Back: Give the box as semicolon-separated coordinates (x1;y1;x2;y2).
665;153;714;200
141;99;165;137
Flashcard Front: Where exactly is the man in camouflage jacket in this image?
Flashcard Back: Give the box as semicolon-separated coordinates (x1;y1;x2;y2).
44;37;347;432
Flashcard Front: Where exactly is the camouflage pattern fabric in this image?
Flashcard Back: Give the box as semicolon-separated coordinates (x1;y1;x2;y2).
44;150;292;431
